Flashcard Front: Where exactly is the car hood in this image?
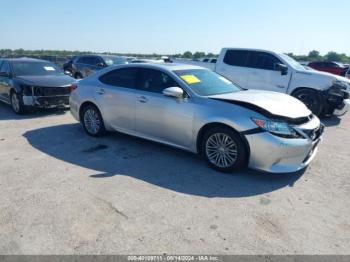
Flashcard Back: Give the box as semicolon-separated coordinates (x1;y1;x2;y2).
15;75;76;87
298;69;350;83
209;90;311;119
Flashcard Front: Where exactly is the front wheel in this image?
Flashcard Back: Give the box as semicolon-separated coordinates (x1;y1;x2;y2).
10;91;26;114
81;105;106;137
292;88;323;116
201;126;248;173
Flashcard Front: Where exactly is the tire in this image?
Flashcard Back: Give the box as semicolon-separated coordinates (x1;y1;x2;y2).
200;126;247;173
10;91;26;114
292;88;323;116
81;104;106;137
75;73;83;79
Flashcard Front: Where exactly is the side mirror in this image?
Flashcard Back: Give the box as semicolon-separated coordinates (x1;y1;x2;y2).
275;63;288;75
163;87;184;98
97;63;105;68
0;71;9;77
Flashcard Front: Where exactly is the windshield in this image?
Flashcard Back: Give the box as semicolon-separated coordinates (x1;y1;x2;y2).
12;61;64;76
279;54;305;71
174;69;241;96
102;56;127;66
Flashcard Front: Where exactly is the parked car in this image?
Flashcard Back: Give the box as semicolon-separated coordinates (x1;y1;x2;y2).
308;61;348;76
346;68;350;80
185;48;350;116
70;63;323;173
0;58;76;114
65;55;128;79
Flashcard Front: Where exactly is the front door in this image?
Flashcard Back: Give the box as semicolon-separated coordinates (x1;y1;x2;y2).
134;68;194;148
245;51;291;93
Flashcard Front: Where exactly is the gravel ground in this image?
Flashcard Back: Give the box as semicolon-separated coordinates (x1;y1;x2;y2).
0;103;349;255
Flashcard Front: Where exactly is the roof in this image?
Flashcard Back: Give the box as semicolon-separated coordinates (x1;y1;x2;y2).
126;62;206;71
1;57;49;63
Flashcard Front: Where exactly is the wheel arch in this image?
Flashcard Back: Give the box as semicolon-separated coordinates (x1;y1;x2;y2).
79;101;102;122
196;122;251;163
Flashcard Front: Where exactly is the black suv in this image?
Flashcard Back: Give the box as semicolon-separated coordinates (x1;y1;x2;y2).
0;58;76;114
63;55;128;79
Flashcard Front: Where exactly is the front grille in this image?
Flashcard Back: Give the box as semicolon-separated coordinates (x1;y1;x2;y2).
34;86;70;96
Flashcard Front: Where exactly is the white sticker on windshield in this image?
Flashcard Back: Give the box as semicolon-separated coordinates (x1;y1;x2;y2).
219;76;231;84
44;66;55;71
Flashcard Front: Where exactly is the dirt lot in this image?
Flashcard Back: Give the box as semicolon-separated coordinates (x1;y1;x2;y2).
0;103;349;255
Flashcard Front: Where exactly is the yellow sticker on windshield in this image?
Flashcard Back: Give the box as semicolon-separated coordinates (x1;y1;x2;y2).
180;75;201;85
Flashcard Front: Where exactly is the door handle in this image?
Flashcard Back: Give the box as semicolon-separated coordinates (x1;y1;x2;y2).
137;96;148;103
96;88;105;95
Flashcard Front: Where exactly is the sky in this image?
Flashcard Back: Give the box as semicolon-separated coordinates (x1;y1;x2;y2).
0;0;349;55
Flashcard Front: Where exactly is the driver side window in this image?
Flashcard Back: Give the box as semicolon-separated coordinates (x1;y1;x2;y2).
138;68;178;93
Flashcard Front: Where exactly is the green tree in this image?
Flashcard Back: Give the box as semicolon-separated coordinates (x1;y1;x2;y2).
308;50;321;61
193;52;205;59
182;51;192;59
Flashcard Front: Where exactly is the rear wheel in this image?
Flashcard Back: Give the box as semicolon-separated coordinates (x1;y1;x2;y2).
10;91;26;114
292;88;323;116
201;126;247;173
81;104;106;137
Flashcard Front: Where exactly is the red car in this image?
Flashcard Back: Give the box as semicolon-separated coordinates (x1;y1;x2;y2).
308;61;348;76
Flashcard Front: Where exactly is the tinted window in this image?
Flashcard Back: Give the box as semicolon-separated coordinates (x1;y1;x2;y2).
99;68;138;88
210;59;217;63
138;68;178;93
223;50;249;67
0;61;11;74
247;51;282;70
203;59;209;62
77;56;102;65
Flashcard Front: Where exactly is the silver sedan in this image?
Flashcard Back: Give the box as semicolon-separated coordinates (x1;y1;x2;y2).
70;63;323;173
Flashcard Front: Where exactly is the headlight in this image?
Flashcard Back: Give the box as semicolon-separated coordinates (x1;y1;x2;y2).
332;80;348;90
251;118;300;138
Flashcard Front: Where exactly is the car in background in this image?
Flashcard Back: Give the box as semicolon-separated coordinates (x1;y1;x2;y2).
70;63;323;174
185;48;350;117
0;58;76;114
308;61;348;76
65;55;128;79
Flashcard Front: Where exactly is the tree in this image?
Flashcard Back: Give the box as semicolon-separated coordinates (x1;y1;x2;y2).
324;51;348;63
182;51;192;59
193;52;206;59
308;50;321;61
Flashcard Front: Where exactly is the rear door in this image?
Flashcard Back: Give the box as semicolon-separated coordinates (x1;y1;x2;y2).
134;68;195;148
215;50;249;87
244;51;291;92
96;67;138;132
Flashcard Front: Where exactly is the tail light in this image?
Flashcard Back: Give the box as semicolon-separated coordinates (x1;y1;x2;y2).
70;83;78;92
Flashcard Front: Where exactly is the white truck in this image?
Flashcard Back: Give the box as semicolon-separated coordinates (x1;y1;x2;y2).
177;48;350;116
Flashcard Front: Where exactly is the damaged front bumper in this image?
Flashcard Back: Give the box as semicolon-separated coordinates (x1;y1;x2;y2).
22;85;70;108
23;95;69;107
323;84;350;116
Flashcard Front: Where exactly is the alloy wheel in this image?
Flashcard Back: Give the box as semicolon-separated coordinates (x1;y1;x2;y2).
205;133;238;168
83;108;101;135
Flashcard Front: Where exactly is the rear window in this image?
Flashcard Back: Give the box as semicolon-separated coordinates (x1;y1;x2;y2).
99;67;138;88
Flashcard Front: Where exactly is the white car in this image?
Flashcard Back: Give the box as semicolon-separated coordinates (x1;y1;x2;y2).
186;48;350;117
